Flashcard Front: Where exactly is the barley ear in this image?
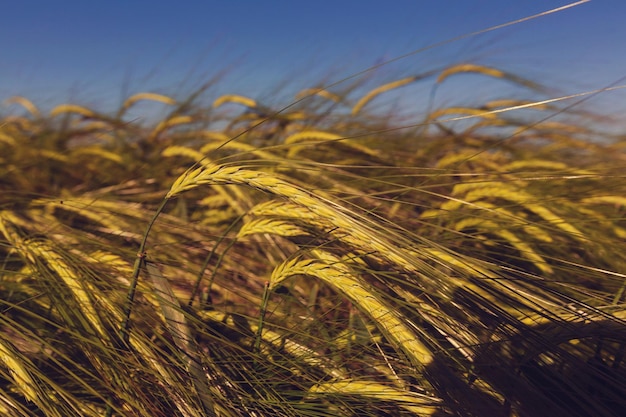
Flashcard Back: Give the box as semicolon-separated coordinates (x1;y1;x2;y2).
269;253;434;371
308;380;441;415
49;104;96;118
213;94;257;109
4;96;41;117
122;92;176;111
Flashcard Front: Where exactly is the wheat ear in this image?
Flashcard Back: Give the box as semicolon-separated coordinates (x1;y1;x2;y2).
269;250;433;372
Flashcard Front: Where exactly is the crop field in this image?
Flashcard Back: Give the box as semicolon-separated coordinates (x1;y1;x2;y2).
1;5;625;417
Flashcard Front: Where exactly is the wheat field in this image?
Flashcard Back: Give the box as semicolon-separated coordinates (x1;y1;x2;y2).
1;7;626;417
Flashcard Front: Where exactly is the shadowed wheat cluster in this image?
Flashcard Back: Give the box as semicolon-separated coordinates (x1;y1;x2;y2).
1;39;625;417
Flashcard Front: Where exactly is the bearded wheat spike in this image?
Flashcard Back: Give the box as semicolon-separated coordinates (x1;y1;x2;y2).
269;251;433;370
212;94;257;109
283;129;380;159
451;181;505;196
453;202;554;243
249;200;320;220
49;104;96;118
437;63;506;83
28;242;108;338
2;213;114;325
35;198;134;238
0;338;63;415
238;218;307;238
4;96;41;117
167;166;207;198
71;146;124;164
122;92;176;110
444;183;585;240
284;130;343;144
425;204;553;273
496;229;553;274
504;199;586;241
0;338;39;403
582;195;626;207
502;159;569;172
167;163;439;279
198;194;230;208
88;251;134;275
162;145;206;162
436;63;540;91
308;380;441;415
435;150;482;168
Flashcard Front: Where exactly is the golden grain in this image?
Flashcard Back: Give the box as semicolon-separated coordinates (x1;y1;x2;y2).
29;241;108;337
71;146;124;164
212;94;257;109
237;218;307;238
0;338;40;404
270;251;434;370
121;92;176;110
162;145;206;162
436;63;506;83
49;104;96;118
4;96;41;117
582;195;626;207
284;130;343;144
308;380;441;415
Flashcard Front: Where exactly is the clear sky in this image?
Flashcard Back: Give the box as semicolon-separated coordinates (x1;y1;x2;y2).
2;0;625;122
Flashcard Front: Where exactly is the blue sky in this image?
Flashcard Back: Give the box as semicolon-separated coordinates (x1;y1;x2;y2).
2;1;625;123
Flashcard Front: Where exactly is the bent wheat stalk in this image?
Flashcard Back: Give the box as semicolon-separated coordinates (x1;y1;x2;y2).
144;262;215;415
